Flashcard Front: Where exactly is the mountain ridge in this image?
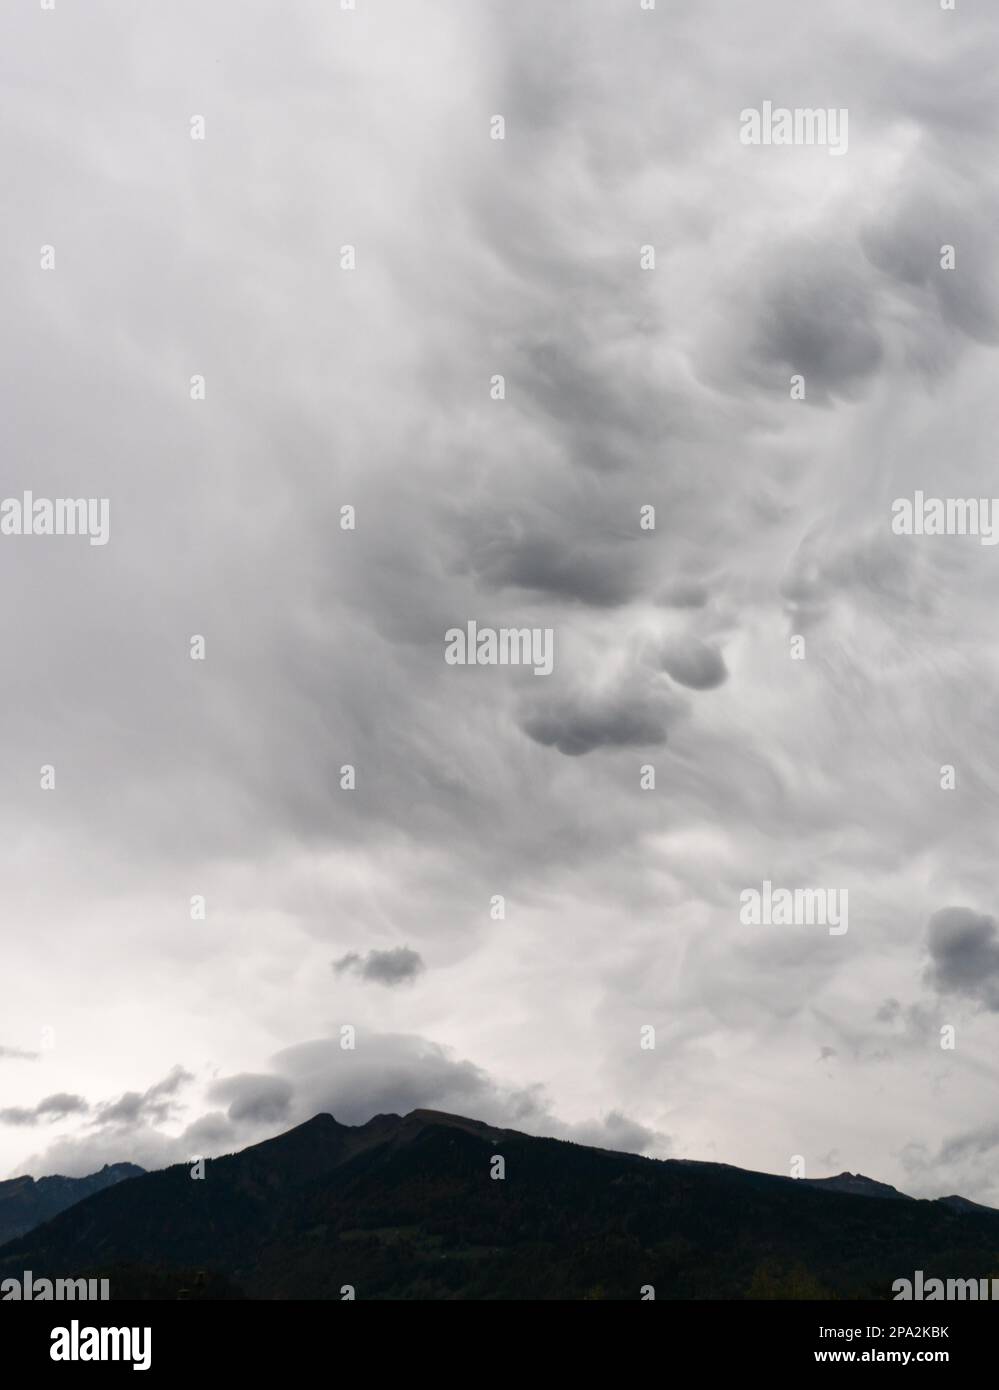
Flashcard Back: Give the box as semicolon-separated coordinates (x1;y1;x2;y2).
1;1111;994;1300
0;1162;144;1247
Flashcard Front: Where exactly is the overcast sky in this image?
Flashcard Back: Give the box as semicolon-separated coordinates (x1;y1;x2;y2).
2;0;999;1206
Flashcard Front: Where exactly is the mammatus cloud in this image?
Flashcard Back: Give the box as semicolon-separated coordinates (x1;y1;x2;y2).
332;947;426;987
659;635;728;690
520;676;680;757
465;527;640;609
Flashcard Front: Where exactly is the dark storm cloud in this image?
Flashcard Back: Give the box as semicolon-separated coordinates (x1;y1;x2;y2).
924;908;999;1011
659;635;728;690
332;947;426;987
0;1093;89;1126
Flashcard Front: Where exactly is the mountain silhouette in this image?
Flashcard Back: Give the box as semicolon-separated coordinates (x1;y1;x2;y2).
0;1163;144;1247
1;1111;996;1300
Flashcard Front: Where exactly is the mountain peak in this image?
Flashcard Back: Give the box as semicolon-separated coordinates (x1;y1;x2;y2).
938;1193;997;1215
297;1112;342;1130
804;1172;910;1201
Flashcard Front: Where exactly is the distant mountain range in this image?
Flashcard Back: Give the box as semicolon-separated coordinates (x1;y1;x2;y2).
2;1111;997;1299
0;1163;144;1247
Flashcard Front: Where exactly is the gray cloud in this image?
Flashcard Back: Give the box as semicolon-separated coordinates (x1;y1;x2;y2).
561;1111;663;1155
332;947;426;987
924;908;999;1011
207;1074;294;1125
0;1094;90;1127
901;1121;999;1207
90;1066;194;1129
